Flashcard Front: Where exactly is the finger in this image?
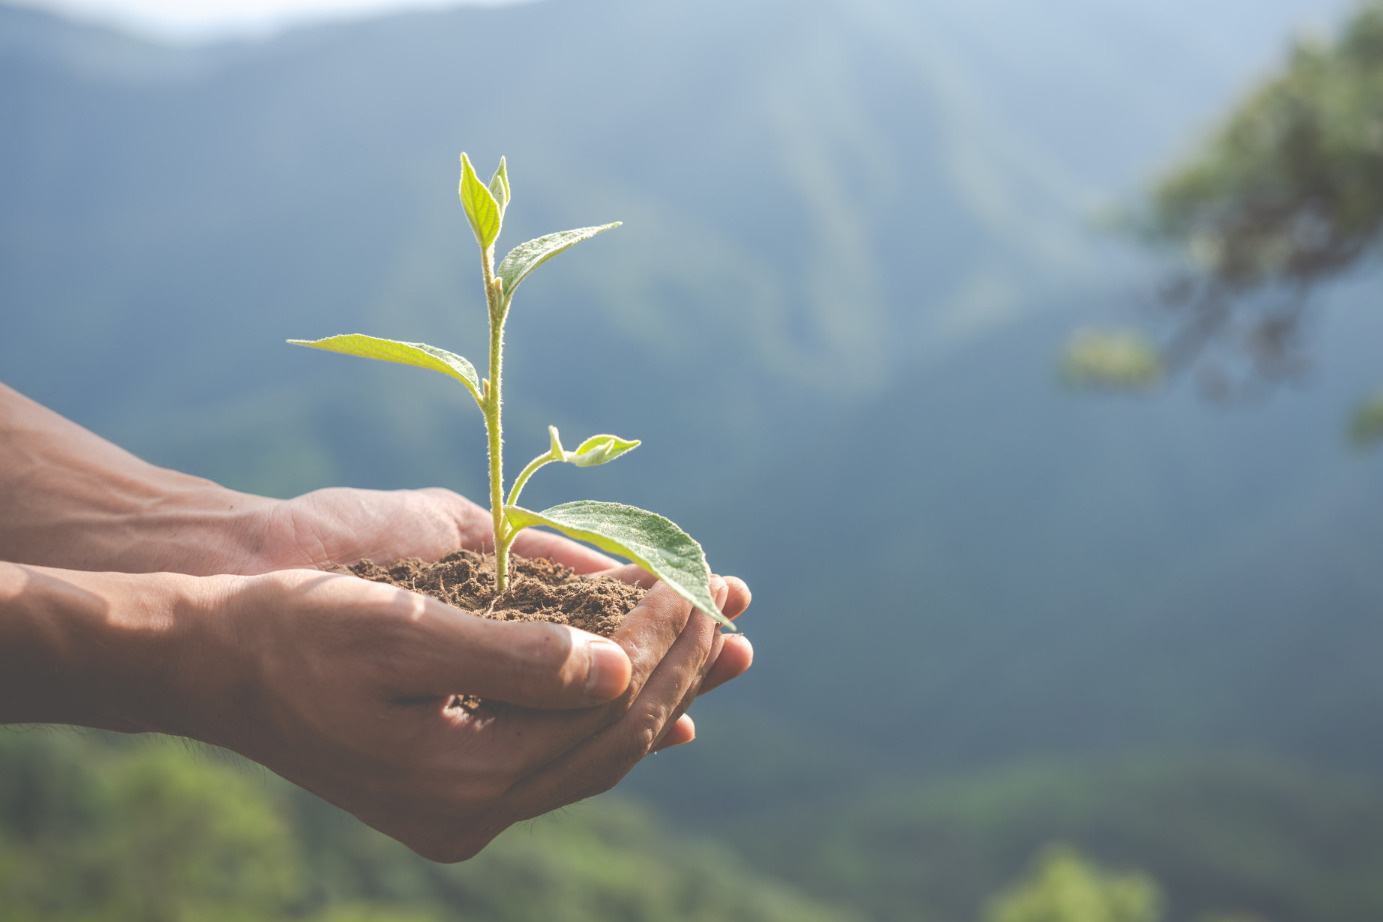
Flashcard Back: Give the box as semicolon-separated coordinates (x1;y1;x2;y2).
597;577;733;756
653;627;723;747
720;576;751;620
501;605;722;819
406;602;631;708
415;487;497;550
594;563;657;588
697;634;753;696
594;571;751;621
484;579;724;802
511;529;617;574
610;578;710;693
653;714;695;751
593;608;723;778
442;577;713;779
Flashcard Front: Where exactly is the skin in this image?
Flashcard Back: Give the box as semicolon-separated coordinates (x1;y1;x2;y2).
0;382;753;861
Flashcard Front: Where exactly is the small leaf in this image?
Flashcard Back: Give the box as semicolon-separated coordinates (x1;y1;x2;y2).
288;334;483;406
565;434;640;467
496;223;620;303
1350;389;1383;448
506;501;731;629
459;152;502;250
548;425;566;459
488;157;510;217
1060;329;1162;391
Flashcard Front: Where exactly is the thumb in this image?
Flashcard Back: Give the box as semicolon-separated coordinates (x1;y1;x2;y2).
410;611;632;709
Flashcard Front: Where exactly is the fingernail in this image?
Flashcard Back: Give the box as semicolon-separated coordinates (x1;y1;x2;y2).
710;576;727;605
584;638;628;700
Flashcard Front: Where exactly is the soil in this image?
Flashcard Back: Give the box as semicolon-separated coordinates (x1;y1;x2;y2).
334;548;645;639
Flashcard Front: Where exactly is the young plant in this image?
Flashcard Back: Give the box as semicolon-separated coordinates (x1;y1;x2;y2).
289;154;731;628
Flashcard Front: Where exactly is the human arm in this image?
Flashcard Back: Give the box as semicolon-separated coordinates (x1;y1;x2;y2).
0;560;748;860
0;380;618;576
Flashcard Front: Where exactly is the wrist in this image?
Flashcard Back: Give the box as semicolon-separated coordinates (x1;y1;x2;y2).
121;482;280;576
0;563;223;735
0;468;277;576
0;381;279;574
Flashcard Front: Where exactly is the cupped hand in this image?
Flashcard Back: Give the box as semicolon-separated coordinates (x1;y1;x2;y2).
254;485;755;737
249;486;617;574
179;569;747;861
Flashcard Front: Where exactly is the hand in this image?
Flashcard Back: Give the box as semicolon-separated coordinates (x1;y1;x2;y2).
586;563;753;749
3;556;750;863
167;568;750;861
250;486;619;575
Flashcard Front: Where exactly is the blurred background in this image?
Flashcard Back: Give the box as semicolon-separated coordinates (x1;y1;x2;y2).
2;0;1382;918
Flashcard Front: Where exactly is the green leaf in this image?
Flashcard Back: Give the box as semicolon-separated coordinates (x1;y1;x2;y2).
565;433;640;467
506;501;731;629
1350;389;1383;448
288;334;483;407
488;156;510;218
1060;329;1162;391
496;223;621;303
459;152;502;250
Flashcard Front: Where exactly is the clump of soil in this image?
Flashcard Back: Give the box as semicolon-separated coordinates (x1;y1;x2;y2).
336;548;644;638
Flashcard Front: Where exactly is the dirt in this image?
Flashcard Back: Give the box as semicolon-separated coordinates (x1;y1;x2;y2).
334;548;645;638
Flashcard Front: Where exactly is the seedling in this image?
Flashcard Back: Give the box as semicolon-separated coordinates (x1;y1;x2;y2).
290;154;731;628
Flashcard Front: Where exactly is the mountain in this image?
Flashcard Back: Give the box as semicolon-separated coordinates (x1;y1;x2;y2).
2;0;1356;421
2;0;1380;808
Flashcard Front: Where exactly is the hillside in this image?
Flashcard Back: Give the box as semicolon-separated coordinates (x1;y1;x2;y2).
0;730;860;922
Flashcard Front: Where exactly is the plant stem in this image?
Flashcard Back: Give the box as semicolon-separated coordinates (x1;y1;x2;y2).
506;454;552;510
481;247;510;593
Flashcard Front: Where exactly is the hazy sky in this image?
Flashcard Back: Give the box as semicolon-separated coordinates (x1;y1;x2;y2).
7;0;1359;47
6;0;519;40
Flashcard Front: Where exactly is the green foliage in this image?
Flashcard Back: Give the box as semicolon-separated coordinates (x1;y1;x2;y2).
740;756;1383;922
0;731;857;922
506;501;722;620
459;152;503;253
486;156;510;219
1075;0;1383;404
1147;0;1383;288
564;432;642;468
982;845;1162;922
496;224;623;308
1060;329;1162;391
506;426;640;507
300;907;448;922
291;155;728;627
1349;387;1383;447
0;733;299;922
285;334;483;408
1095;0;1383;412
456;798;862;922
